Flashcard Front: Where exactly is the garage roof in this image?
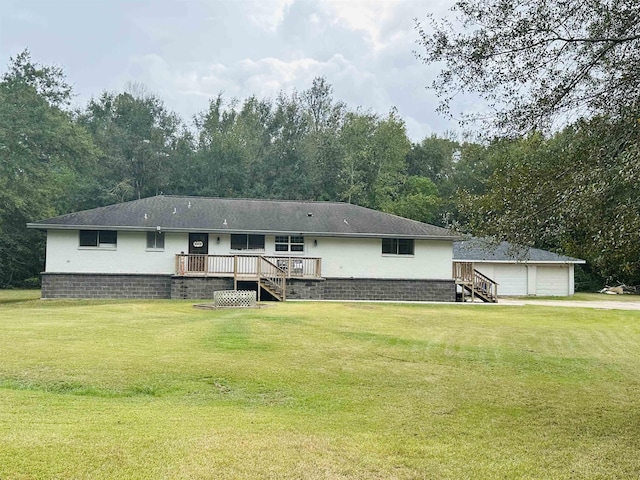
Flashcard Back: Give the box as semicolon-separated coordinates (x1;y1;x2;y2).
454;237;585;263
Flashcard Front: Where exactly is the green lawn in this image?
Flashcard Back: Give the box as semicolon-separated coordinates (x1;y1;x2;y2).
1;292;639;479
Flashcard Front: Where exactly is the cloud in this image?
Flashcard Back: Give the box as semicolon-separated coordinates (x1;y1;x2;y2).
123;0;458;140
324;0;403;51
127;52;354;105
8;9;47;27
245;0;295;32
4;0;462;140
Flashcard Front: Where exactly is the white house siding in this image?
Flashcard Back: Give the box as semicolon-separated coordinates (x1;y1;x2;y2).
46;230;454;280
310;237;452;279
45;230;188;274
473;262;574;296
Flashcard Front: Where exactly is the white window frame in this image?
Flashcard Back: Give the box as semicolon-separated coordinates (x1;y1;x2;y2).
381;238;414;256
231;234;265;251
146;231;165;250
275;235;304;253
79;230;117;249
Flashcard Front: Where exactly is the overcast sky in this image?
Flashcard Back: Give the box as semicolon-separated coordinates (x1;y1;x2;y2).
1;0;461;141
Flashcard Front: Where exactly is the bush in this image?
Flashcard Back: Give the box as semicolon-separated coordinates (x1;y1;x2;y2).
574;264;604;292
19;277;41;289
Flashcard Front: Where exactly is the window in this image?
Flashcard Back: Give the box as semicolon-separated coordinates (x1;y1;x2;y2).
231;234;265;250
382;238;414;255
146;231;165;249
79;230;117;248
275;235;304;252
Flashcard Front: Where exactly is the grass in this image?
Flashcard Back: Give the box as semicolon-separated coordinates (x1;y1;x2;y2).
572;292;640;302
1;292;639;479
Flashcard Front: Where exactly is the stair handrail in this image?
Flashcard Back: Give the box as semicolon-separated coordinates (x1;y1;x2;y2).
258;256;287;301
472;268;498;302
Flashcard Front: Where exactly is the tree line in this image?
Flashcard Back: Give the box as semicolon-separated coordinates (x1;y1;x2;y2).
1;44;633;289
417;0;640;290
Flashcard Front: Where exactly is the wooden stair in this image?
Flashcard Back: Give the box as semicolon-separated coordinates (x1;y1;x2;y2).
257;257;287;301
259;278;285;301
453;262;498;303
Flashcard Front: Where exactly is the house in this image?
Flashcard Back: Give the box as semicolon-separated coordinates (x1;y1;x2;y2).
27;195;461;302
453;237;585;297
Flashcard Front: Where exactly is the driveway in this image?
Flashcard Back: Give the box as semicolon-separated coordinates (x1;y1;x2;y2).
497;298;640;311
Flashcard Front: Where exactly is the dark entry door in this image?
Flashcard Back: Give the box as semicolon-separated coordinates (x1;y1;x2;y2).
188;233;209;272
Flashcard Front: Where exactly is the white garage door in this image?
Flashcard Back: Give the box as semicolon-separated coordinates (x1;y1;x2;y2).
492;265;528;296
536;266;569;296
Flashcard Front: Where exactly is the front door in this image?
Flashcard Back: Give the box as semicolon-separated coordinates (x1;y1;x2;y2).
188;233;209;272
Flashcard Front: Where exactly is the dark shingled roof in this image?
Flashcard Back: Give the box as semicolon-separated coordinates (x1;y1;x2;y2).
28;195;458;240
454;237;585;263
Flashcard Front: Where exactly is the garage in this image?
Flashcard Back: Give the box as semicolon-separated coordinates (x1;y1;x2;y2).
454;238;584;297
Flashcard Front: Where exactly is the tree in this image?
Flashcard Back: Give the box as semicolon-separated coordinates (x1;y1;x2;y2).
366;109;411;208
338;112;375;205
262;91;310;199
450;142;495;197
383;176;442;224
433;141;492;225
191;94;249;197
300;77;346;200
459;118;640;283
233;95;275;198
417;0;640;284
338;109;410;209
406;134;458;185
80;85;186;203
2;49;72;108
301;77;345;135
0;52;97;286
416;0;640;133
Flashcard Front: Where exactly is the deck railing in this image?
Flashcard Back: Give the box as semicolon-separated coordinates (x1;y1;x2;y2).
258;256;286;301
453;261;474;283
176;254;322;279
470;269;498;302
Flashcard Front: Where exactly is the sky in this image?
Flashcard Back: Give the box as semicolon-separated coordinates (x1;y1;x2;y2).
1;0;461;141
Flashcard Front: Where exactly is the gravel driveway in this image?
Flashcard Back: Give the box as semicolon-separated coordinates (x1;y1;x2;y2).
497;298;640;310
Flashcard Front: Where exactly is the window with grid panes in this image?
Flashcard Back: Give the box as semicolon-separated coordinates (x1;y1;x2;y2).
275;235;304;252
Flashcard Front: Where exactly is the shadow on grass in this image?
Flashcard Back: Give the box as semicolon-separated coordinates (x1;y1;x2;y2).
0;377;168;398
0;289;41;305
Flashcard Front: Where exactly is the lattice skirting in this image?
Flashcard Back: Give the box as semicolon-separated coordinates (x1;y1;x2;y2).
213;290;257;307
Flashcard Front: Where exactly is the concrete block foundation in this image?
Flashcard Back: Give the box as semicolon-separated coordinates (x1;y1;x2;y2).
40;273;455;302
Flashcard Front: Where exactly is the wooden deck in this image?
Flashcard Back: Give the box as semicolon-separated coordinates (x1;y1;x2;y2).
176;254;321;278
175;254;322;301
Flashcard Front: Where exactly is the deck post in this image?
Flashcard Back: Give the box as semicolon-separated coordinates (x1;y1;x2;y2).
233;255;238;290
257;258;261;302
471;266;475;302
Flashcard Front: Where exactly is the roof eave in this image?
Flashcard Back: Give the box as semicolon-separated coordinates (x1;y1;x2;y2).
28;223;459;240
453;258;586;264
